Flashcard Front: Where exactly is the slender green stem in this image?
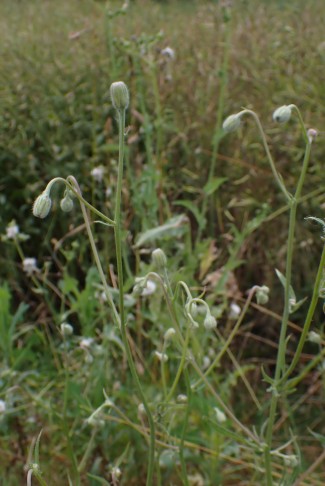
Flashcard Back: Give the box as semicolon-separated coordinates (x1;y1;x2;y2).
68;176;120;327
192;286;256;389
165;327;190;403
264;137;313;485
240;110;291;202
114;109;156;486
280;242;325;385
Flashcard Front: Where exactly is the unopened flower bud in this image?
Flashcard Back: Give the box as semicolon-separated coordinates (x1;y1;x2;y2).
32;192;52;219
110;81;129;112
204;313;217;330
272;105;292;123
154;351;168;363
152;248;167;272
164;328;176;341
176;394;188;404
255;285;270;305
60;191;74;212
60;323;74;336
222;113;242;133
308;331;322;344
214;407;226;423
307;128;318;143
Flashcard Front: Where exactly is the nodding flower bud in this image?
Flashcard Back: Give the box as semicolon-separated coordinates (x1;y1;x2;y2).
255;285;270;305
60;191;74;212
222;113;242;133
272;105;292;123
152;248;167;272
32;191;52;219
110;81;129;112
203;312;217;330
307;128;318;143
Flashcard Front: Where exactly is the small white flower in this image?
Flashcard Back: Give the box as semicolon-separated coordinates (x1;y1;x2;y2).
105;187;112;198
0;399;6;413
176;394;188;404
6;222;19;239
228;302;241;320
79;337;94;349
141;279;157;297
154;351;168;363
23;258;38;275
214;407;226;423
91;166;105;183
161;47;175;60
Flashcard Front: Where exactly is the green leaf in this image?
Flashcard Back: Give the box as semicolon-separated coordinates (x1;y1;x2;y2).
173;200;204;228
203;177;227;196
134;214;188;248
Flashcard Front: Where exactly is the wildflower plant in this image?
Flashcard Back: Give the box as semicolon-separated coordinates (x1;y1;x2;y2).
222;103;323;485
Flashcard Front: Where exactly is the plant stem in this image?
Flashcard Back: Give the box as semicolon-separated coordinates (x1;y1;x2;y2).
264;138;313;485
114;109;156;486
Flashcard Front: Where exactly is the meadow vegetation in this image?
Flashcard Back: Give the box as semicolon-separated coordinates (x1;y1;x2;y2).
1;0;325;484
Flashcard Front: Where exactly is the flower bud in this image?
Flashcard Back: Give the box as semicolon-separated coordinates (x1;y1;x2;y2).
176;394;188;404
308;331;322;344
32;192;52;219
110;81;129;112
164;328;176;341
154;351;168;362
214;407;226;423
222;113;242;133
272;105;292;123
60;194;74;212
203;313;217;330
152;248;167;272
307;128;318;143
255;285;270;305
60;322;74;336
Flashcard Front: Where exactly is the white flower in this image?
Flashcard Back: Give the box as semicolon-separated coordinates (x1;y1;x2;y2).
161;46;175;60
105;187;112;198
228;302;241;320
164;328;176;341
0;399;6;413
214;407;226;423
23;258;38;275
141;279;157;297
91;166;105;182
6;222;19;239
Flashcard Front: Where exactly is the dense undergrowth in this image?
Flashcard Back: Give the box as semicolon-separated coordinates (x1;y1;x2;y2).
0;0;325;484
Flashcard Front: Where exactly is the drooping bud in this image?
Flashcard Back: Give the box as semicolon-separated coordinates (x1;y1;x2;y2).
307;128;318;143
164;328;176;341
60;191;74;213
32;191;52;219
308;331;322;344
203;312;217;330
272;105;292;123
222;113;242;133
214;407;226;423
110;81;129;112
152;248;167;272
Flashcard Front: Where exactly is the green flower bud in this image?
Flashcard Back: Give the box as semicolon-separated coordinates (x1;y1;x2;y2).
152;248;167;272
60;193;74;212
255;285;270;305
272;105;292;123
32;192;52;219
203;312;217;330
110;81;129;112
222;113;242;133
